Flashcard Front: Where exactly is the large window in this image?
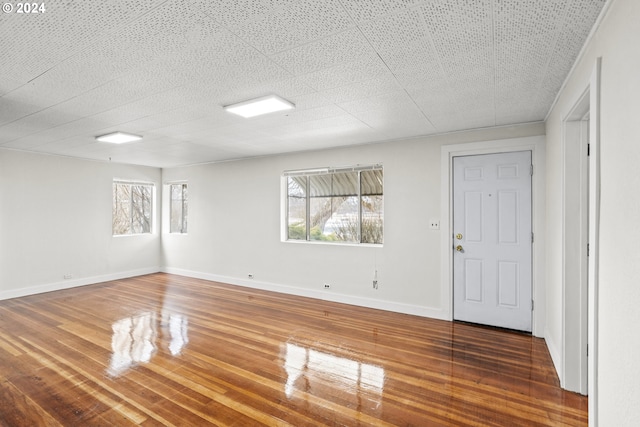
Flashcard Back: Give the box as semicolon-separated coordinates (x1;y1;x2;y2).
285;165;383;244
112;181;154;235
170;183;188;233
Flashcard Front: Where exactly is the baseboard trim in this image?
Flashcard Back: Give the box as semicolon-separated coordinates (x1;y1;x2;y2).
0;267;160;301
545;330;563;385
162;267;448;320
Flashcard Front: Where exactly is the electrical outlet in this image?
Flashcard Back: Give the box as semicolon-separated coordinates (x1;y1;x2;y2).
248;274;254;279
323;283;331;289
373;280;378;289
429;219;440;230
63;274;73;280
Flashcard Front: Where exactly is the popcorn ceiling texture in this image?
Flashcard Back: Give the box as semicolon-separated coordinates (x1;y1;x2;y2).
0;0;606;167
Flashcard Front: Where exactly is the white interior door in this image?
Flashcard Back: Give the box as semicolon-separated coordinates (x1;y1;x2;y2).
453;151;532;332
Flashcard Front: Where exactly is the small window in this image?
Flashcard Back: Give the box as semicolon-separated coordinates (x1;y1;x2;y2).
170;183;188;233
285;165;383;244
112;181;154;235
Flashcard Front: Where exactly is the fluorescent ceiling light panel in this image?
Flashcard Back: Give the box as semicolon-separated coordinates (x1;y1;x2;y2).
96;131;142;144
224;95;295;118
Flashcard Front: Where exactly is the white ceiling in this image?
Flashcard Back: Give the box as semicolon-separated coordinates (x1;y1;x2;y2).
0;0;606;168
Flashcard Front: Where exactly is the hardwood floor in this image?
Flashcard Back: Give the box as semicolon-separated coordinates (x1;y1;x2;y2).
0;273;586;426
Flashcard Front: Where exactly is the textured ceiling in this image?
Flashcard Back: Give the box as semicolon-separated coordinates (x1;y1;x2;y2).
0;0;607;168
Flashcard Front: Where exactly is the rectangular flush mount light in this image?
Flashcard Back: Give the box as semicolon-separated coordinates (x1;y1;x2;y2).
224;95;295;118
96;131;142;144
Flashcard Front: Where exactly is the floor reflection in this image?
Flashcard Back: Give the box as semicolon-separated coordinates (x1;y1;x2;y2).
283;342;385;407
107;312;189;376
166;312;189;356
108;312;157;376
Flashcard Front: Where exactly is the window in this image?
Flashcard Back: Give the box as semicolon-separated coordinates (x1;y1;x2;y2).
112;181;154;235
170;183;188;233
285;165;383;244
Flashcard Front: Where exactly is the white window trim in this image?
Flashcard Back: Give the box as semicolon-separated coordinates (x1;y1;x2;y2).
168;182;188;234
112;179;156;236
282;164;383;245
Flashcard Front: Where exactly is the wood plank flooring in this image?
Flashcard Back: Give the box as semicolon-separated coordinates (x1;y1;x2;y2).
0;273;587;426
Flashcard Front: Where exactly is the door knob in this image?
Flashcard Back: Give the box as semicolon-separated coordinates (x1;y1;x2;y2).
456;245;464;252
456;233;463;240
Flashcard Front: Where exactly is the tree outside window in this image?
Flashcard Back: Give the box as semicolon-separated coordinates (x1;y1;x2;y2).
170;183;188;234
113;181;153;235
286;166;383;244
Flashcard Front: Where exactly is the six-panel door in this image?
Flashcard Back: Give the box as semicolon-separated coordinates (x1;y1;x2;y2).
453;151;533;332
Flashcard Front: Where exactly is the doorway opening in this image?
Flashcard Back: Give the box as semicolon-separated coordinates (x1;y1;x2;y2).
562;89;589;395
561;59;601;424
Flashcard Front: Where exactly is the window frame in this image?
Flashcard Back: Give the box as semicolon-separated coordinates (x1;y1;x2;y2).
112;180;155;236
169;182;188;234
283;164;383;245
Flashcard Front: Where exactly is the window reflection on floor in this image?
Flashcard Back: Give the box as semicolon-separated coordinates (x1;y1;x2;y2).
166;313;189;356
283;342;385;409
107;312;189;376
108;312;157;376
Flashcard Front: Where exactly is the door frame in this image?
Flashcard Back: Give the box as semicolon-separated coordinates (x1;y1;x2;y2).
440;135;546;337
562;88;590;395
586;58;601;427
561;58;601;422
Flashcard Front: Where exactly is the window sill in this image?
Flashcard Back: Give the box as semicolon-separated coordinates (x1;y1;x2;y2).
281;239;383;248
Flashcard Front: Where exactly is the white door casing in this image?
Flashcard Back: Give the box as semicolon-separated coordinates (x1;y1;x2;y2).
453;151;533;332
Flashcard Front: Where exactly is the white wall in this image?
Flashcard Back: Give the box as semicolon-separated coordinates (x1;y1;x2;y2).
162;123;544;318
546;0;640;424
0;149;162;299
